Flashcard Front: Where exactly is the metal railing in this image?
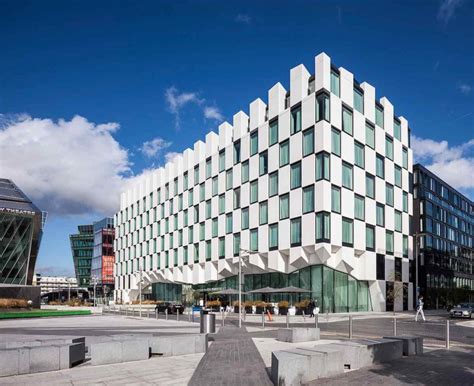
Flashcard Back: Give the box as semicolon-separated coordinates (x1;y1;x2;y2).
101;306;465;350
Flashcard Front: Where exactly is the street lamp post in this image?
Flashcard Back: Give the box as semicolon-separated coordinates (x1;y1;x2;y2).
238;248;255;328
139;268;143;318
92;276;97;307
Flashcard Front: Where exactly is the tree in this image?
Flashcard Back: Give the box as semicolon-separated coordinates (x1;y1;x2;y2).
385;272;407;314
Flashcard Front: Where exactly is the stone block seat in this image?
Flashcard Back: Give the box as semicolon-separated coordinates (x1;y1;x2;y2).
383;335;423;356
277;327;320;343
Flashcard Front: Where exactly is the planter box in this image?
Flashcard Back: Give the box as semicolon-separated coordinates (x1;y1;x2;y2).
233;306;240;314
266;306;275;314
255;307;264;314
244;306;252;314
279;307;288;315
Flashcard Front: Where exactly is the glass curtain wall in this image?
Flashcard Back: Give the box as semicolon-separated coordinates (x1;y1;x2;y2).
190;264;371;313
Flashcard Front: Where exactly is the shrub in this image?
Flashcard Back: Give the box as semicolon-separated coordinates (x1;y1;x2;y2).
278;300;289;308
254;301;266;307
65;298;84;307
131;300;161;305
243;300;253;307
206;300;221;307
0;298;28;309
295;299;310;308
232;300;241;307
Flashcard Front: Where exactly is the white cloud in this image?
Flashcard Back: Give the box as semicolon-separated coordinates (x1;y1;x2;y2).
437;0;464;25
457;83;471;94
165;151;181;163
165;86;204;130
235;14;252;24
412;135;474;190
164;86;224;129
140;137;171;158
203;106;224;121
0;114;152;217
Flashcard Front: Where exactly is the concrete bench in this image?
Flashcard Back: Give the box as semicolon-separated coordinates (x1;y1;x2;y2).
89;338;150;366
0;337;85;350
148;334;208;356
0;342;86;377
327;338;403;369
277;328;320;343
383;335;423;356
271;346;344;385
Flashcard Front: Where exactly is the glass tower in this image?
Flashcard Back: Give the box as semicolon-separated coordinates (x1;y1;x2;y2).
70;225;94;288
413;164;473;308
0;179;46;285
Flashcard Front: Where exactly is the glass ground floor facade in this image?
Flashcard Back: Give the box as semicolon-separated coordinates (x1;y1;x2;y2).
151;265;372;313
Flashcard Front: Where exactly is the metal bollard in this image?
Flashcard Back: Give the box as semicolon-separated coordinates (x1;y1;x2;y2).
189;310;192;323
446;320;450;349
286;313;289;328
177;310;179;321
165;308;168;320
262;311;265;329
222;311;225;327
326;312;329;322
315;313;318;329
302;311;306;323
349;315;353;339
155;309;158;319
393;317;397;336
243;309;246;321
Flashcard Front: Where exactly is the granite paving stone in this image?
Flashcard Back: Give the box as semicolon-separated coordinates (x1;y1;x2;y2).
189;323;273;386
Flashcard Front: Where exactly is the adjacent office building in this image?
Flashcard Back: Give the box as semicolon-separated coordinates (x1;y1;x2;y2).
0;178;46;285
70;224;94;288
91;217;115;297
413;164;473;308
70;217;114;295
114;52;414;312
33;273;78;296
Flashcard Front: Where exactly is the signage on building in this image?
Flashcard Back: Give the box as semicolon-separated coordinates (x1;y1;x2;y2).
0;207;35;216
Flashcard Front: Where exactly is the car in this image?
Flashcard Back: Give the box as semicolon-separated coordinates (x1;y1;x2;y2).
155;301;184;315
449;303;474;319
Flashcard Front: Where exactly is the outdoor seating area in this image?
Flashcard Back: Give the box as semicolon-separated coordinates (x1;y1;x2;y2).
204;286;321;316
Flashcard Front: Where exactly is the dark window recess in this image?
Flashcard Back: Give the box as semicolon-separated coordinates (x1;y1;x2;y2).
386;282;394;312
376;254;385;280
395;257;402;281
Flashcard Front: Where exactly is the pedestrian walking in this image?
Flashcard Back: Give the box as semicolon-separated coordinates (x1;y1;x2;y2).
415;295;426;322
308;299;315;318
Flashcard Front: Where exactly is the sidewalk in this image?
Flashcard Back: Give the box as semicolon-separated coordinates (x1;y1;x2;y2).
305;347;474;385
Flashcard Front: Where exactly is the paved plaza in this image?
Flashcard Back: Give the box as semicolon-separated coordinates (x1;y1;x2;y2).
0;352;203;385
0;313;200;345
306;347;474;385
189;324;273;386
0;312;473;385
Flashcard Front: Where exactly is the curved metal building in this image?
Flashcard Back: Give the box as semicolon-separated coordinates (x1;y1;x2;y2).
0;179;46;285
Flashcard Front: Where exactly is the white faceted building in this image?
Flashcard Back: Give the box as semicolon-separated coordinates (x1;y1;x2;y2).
114;53;414;312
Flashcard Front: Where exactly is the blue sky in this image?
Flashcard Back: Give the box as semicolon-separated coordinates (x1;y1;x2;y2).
0;0;473;276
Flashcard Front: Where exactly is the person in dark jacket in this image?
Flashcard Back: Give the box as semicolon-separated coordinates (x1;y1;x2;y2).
308;299;315;317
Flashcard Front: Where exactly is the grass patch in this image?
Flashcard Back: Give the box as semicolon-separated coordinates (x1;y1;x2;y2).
0;309;91;319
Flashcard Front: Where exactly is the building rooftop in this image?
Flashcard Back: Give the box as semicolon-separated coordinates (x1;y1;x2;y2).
414;163;474;208
0;178;42;214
